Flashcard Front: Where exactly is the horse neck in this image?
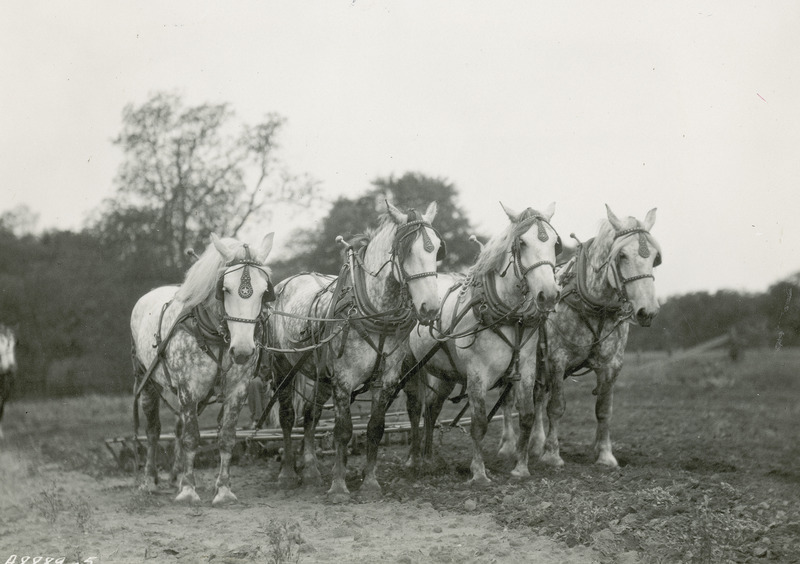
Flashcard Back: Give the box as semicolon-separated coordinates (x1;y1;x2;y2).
360;231;403;312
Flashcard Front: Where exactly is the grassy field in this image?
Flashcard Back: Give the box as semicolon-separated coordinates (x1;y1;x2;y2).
2;347;799;563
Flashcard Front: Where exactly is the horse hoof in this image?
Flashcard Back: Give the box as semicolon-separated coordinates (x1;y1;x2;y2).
212;486;238;506
540;452;565;468
175;485;201;504
497;441;516;459
510;467;531;479
467;475;492;487
359;479;382;500
327;491;350;504
595;453;619;468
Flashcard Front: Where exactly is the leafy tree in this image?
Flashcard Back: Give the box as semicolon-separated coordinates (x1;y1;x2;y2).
372;172;480;270
0;204;40;237
92;92;317;275
275;172;480;279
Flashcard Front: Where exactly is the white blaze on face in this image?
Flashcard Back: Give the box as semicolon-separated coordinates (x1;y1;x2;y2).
211;232;275;363
402;224;443;320
502;202;560;312
387;201;442;322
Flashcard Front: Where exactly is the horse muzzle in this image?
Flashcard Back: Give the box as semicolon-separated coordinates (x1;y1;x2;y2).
636;307;658;327
415;303;439;326
230;346;255;365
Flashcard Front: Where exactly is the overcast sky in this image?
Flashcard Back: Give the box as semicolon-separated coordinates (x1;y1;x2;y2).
2;1;799;298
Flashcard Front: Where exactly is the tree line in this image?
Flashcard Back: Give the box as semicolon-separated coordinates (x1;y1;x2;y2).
0;93;797;398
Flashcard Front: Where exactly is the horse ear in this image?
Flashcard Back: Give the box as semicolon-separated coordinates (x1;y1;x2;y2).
210;233;235;261
542;202;556;222
422;201;438;224
605;204;624;231
500;202;521;223
385;200;406;224
643;208;657;231
257;232;275;263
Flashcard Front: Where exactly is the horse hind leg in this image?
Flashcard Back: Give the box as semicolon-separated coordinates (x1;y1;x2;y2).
139;385;161;492
169;415;184;485
540;368;566;468
402;356;424;469
276;374;300;488
422;378;453;464
300;378;330;486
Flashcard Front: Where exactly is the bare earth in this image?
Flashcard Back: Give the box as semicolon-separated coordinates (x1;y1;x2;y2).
0;446;600;564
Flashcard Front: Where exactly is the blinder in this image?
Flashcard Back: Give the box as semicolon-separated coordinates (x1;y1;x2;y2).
436;238;447;262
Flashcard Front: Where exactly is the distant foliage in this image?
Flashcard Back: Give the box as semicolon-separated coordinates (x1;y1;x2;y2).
273;172;481;279
627;284;798;351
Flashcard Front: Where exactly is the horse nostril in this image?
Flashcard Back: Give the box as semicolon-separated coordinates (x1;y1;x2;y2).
636;308;655;327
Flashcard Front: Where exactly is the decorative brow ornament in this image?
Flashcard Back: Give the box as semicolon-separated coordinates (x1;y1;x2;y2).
238;244;254;299
637;232;651;259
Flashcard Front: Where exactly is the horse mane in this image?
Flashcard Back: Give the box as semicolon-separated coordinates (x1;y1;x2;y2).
174;237;271;309
361;212;405;299
469;207;542;279
590;217;661;270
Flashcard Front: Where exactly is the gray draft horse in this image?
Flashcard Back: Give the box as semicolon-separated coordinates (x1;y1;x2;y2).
131;232;275;504
504;205;662;468
268;201;443;500
404;203;561;483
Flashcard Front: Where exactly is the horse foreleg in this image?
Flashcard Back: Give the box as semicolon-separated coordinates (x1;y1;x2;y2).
327;383;353;498
175;398;202;504
301;378;330;486
212;384;247;505
530;379;548;459
497;387;518;459
511;377;535;478
593;367;620;467
276;376;300;488
541;365;566;468
466;382;491;485
140;386;161;491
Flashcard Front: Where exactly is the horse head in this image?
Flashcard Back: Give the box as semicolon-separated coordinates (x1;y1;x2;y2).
386;201;443;325
0;326;17;374
500;202;561;314
211;232;275;364
604;205;662;327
